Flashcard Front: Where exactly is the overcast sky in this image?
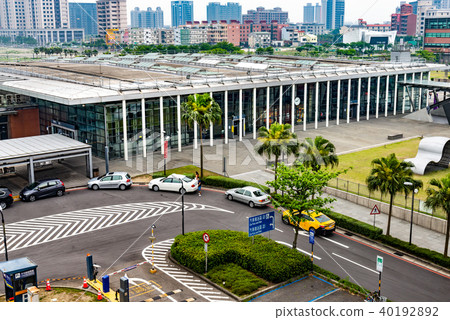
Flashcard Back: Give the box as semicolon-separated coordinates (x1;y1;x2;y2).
71;0;400;25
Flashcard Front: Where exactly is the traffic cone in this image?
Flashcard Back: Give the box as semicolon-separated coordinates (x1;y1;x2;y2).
97;289;103;301
45;279;51;291
82;277;88;289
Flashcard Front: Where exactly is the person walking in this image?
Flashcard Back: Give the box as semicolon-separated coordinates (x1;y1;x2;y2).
197;177;202;197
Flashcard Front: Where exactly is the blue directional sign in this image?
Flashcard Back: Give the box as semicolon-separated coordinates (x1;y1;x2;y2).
309;228;315;244
248;211;275;237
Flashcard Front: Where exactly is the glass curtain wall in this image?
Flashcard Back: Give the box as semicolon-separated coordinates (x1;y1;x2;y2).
281;85;292;125
105;103;124;159
318;82;327;124
269;86;280;125
163;97;178;147
255;88;267;130
369;77;377;116
329;81;338;122
212;92;225;139
359;78;369;119
306;83;316;124
294;84;305;128
396;74;405;114
379;76;387;116
388;76;396;114
227;90;239;139
125;100;142;157
404;73;413;112
243;89;253;136
349;79;358;120
145;98;161;153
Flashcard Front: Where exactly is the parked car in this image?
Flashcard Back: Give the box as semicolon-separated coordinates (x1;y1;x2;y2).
87;172;132;191
0;186;14;209
225;186;271;208
282;210;336;235
19;179;65;202
148;174;198;193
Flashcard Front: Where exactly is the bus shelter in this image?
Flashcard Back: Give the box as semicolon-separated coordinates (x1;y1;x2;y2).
0;257;38;302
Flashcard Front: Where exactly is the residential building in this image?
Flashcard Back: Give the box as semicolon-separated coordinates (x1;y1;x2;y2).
315;3;322;24
282;28;318;45
69;3;98;36
391;3;417;36
424;9;450;52
207;21;228;44
248;32;271;48
242;7;288;24
171;1;194;27
357;19;391;32
298;23;326;35
207;2;242;23
304;3;315;23
0;0;70;30
96;0;127;38
325;0;345;30
416;1;435;36
0;29;84;45
130;7;164;29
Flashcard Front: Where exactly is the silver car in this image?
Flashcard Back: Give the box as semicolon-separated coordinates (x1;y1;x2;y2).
88;172;132;191
225;186;271;208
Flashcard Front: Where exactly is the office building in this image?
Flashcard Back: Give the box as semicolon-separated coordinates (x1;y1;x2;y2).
171;1;194;27
304;3;315;23
424;9;450;52
69;3;98;36
96;0;127;37
131;7;164;29
0;0;69;30
325;0;345;30
207;2;241;23
242;7;288;24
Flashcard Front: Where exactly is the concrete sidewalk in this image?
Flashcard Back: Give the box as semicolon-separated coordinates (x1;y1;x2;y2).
231;169;448;256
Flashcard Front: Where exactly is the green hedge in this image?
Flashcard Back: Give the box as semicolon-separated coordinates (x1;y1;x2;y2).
327;212;450;269
379;235;450;269
152;172;196;179
327;211;383;239
202;176;270;193
171;230;310;283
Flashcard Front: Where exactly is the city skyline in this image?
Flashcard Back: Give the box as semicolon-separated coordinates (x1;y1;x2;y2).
68;0;400;27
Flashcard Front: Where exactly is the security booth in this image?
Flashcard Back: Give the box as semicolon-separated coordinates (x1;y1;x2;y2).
0;257;38;302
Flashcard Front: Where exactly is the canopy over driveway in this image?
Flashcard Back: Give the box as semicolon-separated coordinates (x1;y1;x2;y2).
0;134;92;184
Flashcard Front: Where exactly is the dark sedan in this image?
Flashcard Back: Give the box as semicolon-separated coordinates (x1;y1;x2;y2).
19;179;65;202
0;186;14;209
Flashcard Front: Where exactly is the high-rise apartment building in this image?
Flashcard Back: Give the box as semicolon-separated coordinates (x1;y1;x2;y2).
171;1;194;27
131;7;164;29
96;0;127;37
315;3;322;24
325;0;345;30
242;7;288;24
69;3;98;36
207;2;242;23
0;0;70;30
432;0;450;9
391;3;417;36
415;1;435;36
304;3;315;23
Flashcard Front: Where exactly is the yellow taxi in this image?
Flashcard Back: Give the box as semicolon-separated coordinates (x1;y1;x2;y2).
281;210;336;235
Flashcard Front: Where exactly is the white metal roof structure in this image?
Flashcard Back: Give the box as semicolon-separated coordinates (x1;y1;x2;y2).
405;137;450;175
0;134;93;183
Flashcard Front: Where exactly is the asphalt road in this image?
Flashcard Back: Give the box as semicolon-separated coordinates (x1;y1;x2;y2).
1;185;449;302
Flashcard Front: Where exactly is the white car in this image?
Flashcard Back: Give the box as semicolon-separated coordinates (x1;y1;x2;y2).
148;173;198;193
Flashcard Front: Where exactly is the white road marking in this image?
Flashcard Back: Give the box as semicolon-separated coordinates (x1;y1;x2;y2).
125;274;177;302
275;228;283;232
320;237;349;249
332;253;378;274
276;241;321;260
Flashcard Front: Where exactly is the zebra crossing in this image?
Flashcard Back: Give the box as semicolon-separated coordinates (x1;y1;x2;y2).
142;239;233;302
0;202;232;254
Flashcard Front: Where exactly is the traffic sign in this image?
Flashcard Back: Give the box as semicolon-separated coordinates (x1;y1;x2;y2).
202;232;210;243
309;228;315;245
370;205;381;215
376;255;383;272
248;211;275;237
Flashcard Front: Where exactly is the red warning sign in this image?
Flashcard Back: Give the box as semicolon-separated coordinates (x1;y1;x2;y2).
370;205;381;215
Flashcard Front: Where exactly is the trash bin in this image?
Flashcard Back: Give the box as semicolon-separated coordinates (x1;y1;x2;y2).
93;167;99;177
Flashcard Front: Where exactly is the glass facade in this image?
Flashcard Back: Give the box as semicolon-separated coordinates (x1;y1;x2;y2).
29;71;424;159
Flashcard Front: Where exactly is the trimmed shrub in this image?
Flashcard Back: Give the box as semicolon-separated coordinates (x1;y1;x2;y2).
203;176;270;193
152;172;195;179
171;230;310;283
327;211;383;239
207;263;267;296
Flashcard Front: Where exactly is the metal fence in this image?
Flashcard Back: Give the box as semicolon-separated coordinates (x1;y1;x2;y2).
328;177;446;219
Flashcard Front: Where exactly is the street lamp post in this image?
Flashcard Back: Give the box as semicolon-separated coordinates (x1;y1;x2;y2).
404;182;417;245
0;208;9;261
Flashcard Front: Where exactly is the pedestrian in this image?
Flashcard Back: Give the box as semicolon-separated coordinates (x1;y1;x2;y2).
195;171;199;179
197;178;202;197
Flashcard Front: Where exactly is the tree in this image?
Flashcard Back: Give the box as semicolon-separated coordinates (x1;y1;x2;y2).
267;163;340;249
296;136;339;171
366;153;422;236
181;93;222;178
255;122;299;183
424;175;450;257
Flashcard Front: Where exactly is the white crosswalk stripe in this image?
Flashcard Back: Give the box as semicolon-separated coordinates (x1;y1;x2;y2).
0;202;232;253
142;239;233;302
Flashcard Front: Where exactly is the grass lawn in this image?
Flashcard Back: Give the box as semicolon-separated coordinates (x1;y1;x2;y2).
132;165;220;183
430;70;449;80
333;137;450;202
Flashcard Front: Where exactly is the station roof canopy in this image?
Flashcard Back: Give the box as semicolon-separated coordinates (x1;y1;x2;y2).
399;80;450;91
0;134;93;182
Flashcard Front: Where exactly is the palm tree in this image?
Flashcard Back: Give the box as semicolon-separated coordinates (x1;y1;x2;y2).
366;153;422;236
255;122;299;182
424;175;450;257
296;136;339;171
181;93;222;178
